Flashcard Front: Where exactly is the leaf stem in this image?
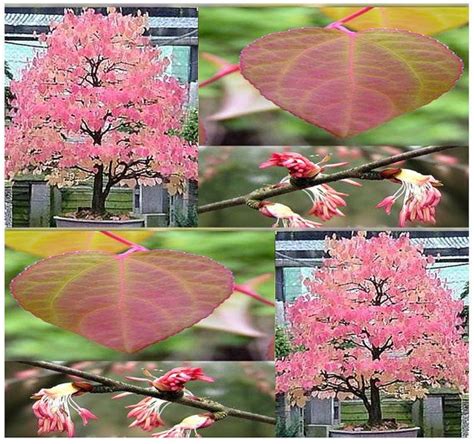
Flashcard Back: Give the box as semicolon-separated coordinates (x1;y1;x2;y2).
197;145;465;214
234;284;275;307
199;64;240;88
326;6;375;29
17;360;276;425
100;231;148;251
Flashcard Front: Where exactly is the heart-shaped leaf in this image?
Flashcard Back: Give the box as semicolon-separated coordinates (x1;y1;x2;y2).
11;250;234;353
321;7;468;35
240;28;463;138
5;231;153;256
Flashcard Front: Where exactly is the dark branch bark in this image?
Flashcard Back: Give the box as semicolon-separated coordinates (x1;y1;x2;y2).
91;166;106;214
368;379;383;426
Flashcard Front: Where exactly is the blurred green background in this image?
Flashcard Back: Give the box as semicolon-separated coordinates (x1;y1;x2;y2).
5;231;274;360
198;146;468;227
199;7;468;146
5;361;275;437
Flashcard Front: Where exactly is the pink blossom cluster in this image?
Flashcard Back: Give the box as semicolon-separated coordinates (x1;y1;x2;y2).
259;152;323;178
153;367;215;391
31;383;97;437
256;151;444;228
126;366;214;392
377;169;442;226
153;414;215;438
307;183;348;221
125;396;168;431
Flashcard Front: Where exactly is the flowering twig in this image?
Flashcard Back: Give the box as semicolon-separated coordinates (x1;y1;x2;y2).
198;145;464;214
17;361;276;425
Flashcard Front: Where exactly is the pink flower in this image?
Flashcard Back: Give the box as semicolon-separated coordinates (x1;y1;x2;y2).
377;169;442;227
125;396;169;431
31;382;97;437
260;152;322;178
277;174;359;223
153;414;215;438
305;184;348;221
126;367;214;392
259;202;321;228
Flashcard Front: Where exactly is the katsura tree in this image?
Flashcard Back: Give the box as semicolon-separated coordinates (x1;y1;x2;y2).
276;232;468;428
5;8;197;216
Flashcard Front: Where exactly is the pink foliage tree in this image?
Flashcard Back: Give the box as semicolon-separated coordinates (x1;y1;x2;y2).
5;8;197;215
276;232;468;427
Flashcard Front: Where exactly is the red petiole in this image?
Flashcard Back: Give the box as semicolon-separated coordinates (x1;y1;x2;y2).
199;64;240;88
326;6;375;28
101;231;148;250
234;284;275;307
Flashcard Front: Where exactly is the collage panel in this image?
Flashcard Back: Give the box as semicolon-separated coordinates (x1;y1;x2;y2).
199;145;468;229
5;5;198;229
199;6;468;146
275;229;468;438
5;361;275;437
5;229;275;362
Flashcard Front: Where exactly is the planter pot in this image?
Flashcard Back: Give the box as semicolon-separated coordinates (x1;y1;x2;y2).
329;427;420;438
54;215;145;228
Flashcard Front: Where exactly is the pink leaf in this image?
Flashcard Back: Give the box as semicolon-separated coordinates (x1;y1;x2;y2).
240;28;462;138
10;251;234;353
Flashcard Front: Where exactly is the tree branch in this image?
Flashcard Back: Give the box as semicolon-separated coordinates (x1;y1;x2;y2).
17;360;276;425
198;145;465;214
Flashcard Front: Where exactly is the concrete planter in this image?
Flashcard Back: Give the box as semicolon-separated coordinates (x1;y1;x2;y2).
54;215;145;228
329;427;420;438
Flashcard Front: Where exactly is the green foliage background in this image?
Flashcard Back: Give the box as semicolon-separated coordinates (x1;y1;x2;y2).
5;231;275;360
199;7;468;146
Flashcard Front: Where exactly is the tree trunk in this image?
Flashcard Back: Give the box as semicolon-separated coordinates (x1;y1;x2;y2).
367;379;383;427
91;168;106;214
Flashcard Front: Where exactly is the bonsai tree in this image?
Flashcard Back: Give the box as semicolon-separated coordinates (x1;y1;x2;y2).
5;8;197;217
276;232;468;428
